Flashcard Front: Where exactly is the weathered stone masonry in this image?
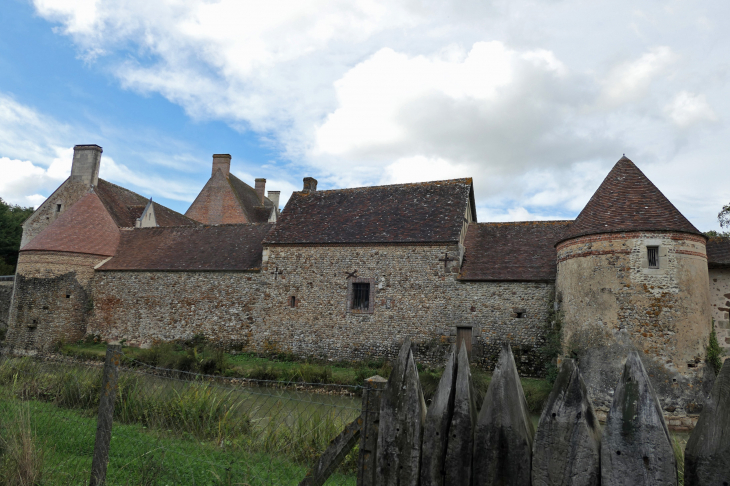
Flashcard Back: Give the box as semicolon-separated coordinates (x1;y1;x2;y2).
86;243;553;375
0;282;13;329
709;268;730;352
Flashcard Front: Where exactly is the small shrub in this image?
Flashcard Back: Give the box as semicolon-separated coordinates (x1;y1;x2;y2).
249;364;282;381
706;320;724;375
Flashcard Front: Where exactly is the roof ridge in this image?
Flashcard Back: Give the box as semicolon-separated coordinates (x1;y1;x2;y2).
476;220;574;225
293;177;474;196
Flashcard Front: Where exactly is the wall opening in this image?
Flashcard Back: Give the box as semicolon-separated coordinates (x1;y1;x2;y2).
352;283;370;311
289;296;296;308
647;246;659;268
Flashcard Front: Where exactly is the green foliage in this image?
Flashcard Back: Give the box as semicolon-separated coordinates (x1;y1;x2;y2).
673;437;685;486
0;328;6;343
0;198;34;274
719;202;730;229
538;292;564;383
704;230;730;238
706;320;724;375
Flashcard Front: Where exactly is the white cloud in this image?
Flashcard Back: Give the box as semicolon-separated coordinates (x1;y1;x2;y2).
26;0;730;230
664;91;718;127
0;155;67;208
599;46;677;107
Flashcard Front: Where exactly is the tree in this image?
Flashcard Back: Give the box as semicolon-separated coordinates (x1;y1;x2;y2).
720;202;730;230
0;198;34;274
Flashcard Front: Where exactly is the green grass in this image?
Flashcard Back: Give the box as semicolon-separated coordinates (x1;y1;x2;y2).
0;399;355;485
59;341;553;414
0;357;359;485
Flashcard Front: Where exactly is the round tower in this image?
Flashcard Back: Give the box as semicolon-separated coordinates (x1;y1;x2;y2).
556;156;713;421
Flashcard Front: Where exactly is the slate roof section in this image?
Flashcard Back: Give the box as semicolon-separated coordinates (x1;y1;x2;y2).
99;223;274;271
707;237;730;268
21;192;120;256
458;221;573;281
228;174;276;223
264;178;475;244
96;179;197;228
559;157;702;243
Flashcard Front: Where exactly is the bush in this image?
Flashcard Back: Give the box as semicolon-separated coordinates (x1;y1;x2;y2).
706;320;724;375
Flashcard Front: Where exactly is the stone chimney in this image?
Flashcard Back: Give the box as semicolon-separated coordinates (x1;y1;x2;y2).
302;177;318;194
268;191;280;210
255;178;266;204
212;154;231;177
70;145;102;186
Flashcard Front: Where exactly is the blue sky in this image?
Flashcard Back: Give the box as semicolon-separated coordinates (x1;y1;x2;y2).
1;0;729;230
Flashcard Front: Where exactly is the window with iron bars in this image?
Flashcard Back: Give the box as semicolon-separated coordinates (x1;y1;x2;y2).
348;278;374;314
647;246;659;269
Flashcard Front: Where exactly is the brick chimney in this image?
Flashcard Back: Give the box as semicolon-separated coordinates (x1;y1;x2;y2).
255;178;266;204
212;154;231;177
70;145;102;186
302;177;318;194
267;191;280;209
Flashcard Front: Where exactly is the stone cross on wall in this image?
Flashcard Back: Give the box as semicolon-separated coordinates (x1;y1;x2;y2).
270;266;283;280
345;270;358;279
439;252;457;271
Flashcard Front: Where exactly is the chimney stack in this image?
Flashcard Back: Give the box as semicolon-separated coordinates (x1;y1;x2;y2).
212;154;231;177
302;177;318;194
267;191;280;210
255;178;266;204
71;145;102;186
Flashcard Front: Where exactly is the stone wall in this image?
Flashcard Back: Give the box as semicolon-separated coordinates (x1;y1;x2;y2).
20;180;90;248
5;251;105;351
87;270;266;347
709;268;730;353
87;243;553;375
0;282;13;329
556;231;713;419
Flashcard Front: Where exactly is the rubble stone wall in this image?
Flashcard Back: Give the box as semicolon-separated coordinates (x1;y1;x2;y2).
5;251;104;351
0;282;13;329
709;268;730;353
86;243;553;375
556;231;713;418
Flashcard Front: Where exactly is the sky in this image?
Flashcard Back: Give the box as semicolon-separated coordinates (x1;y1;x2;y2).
0;0;728;230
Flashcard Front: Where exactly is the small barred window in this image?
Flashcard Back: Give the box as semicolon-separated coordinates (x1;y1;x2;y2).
647;246;659;269
352;283;370;311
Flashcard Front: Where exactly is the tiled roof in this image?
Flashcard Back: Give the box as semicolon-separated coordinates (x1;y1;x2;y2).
228;174;275;223
264;178;475;244
99;223;274;271
559;157;701;243
707;237;730;268
459;221;573;281
185;171;275;224
96;179;197;228
21;192;120;256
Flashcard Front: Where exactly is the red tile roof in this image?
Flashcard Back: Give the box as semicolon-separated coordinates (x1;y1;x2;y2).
21;192;120;256
185;171;275;224
559;157;701;243
264;178;475;244
459;221;572;281
96;179;197;228
99;223;274;271
707;237;730;268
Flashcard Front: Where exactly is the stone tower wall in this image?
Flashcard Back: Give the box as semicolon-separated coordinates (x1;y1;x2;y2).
20;181;91;248
556;231;713;418
5;251;105;352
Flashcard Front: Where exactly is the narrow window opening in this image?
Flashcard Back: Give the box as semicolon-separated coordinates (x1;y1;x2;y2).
647;246;659;269
515;312;525;318
352;283;370;311
56;204;62;212
289;296;296;308
65;294;71;299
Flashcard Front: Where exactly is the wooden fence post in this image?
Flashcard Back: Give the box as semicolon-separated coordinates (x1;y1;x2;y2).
89;344;122;486
357;375;387;486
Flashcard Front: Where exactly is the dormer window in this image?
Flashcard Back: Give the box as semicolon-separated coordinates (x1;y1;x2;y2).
647;246;659;269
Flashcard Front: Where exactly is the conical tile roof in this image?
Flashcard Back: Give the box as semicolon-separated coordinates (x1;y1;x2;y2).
559;156;702;243
21;192;120;256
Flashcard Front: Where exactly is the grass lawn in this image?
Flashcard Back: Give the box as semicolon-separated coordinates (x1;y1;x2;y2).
0;396;356;486
60;341;553;414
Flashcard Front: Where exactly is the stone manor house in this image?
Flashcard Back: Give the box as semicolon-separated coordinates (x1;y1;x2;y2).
2;144;730;417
